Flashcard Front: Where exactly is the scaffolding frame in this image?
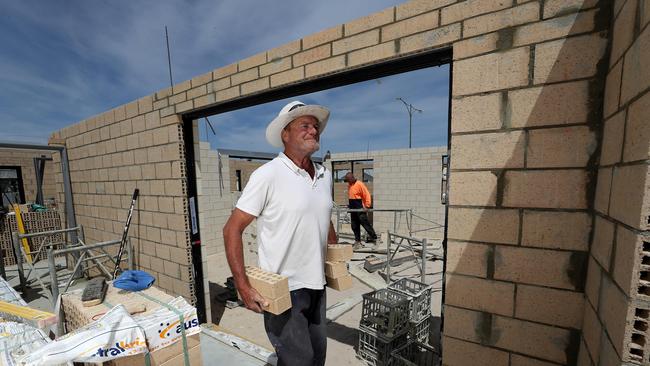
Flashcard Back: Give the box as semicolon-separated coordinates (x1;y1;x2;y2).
11;227;133;305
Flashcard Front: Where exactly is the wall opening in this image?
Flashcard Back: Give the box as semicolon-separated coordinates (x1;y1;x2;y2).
181;48;451;336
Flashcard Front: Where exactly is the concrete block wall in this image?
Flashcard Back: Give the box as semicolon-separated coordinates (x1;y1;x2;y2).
0;148;58;204
49;2;644;364
330;146;446;241
443;1;610;365
50;105;195;302
579;0;650;364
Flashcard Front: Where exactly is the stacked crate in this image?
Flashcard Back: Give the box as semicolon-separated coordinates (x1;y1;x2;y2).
325;244;353;291
388;278;432;345
357;289;411;366
243;266;291;314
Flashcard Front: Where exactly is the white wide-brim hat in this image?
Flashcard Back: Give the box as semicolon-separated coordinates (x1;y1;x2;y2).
265;100;330;148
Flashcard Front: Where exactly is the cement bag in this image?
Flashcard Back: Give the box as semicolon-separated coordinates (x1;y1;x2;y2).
0;322;66;366
133;296;200;352
18;305;147;366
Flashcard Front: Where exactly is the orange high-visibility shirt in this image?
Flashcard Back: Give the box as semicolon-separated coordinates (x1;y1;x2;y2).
348;181;372;208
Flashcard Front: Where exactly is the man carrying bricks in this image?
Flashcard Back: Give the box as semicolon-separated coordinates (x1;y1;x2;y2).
223;100;337;366
343;172;378;249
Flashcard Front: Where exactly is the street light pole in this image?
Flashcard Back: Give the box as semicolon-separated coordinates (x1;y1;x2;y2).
396;97;423;148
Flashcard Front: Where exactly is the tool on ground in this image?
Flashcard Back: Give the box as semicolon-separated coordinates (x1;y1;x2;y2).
12;203;33;263
0;300;57;329
81;277;108;307
112;188;139;278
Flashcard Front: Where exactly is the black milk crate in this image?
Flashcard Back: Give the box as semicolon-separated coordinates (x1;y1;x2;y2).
408;317;430;344
358;325;408;366
361;288;411;338
388;278;432;323
391;340;439;366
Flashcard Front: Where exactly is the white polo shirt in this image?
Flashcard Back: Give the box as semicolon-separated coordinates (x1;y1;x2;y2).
236;152;333;291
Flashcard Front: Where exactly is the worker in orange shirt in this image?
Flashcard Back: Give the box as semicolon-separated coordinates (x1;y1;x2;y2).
344;172;378;249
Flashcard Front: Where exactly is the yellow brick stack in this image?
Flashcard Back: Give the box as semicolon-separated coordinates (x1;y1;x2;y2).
325;244;353;291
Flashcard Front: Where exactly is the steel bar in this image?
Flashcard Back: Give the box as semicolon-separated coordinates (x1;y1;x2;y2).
52;239;120;256
421;238;427;283
17;227;80;239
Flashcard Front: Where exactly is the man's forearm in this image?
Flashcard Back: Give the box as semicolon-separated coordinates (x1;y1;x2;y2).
224;228;250;289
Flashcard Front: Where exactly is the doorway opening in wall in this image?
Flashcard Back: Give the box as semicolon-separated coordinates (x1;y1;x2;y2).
0;166;25;208
181;49;451;354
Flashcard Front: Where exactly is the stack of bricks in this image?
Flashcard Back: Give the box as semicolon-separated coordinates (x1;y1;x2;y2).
325;244;353;291
243;265;291;315
0;211;63;266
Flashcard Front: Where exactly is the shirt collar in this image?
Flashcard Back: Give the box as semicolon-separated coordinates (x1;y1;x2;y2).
278;152;324;178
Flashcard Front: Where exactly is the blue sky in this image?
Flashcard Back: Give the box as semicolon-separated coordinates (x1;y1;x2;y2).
0;1;449;154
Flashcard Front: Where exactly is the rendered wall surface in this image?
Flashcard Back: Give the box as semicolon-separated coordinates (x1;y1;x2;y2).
49;1;645;364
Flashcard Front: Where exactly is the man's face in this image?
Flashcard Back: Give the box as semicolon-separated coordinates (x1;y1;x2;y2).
282;115;320;154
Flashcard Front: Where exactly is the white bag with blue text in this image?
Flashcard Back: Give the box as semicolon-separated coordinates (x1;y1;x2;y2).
18;305;147;366
132;296;200;352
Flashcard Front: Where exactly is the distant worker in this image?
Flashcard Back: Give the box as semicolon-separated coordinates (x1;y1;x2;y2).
344;172;378;248
223;100;337;366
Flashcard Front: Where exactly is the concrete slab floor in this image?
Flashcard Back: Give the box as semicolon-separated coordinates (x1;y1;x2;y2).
208;244;443;366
